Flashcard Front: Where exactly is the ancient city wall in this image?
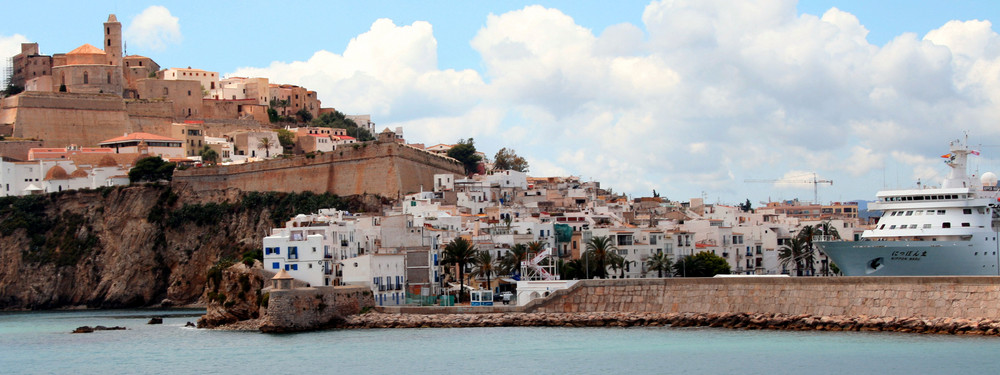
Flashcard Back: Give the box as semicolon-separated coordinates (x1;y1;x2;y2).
124;99;173;135
526;277;1000;320
2;92;130;147
173;141;464;198
0;140;45;161
260;285;374;333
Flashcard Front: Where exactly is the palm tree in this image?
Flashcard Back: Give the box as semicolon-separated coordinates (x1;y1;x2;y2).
584;236;618;279
257;136;273;158
645;251;673;278
797;226;818;276
778;237;809;276
472;251;498;292
815;220;841;276
442;237;478;302
500;243;528;279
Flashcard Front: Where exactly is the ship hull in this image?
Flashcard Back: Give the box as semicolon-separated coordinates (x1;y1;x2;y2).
816;240;1000;276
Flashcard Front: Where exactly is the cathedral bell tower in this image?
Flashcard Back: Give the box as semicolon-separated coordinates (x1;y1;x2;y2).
104;14;124;95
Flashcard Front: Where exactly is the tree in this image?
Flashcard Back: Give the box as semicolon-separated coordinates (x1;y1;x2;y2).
738;199;753;212
128;156;176;183
778;237;810;276
500;243;528;279
447;138;482;176
276;129;296;154
673;251;730;277
258;136;274;158
472;251;498;292
296;108;313;123
645;251;673;278
199;146;218;164
442;237;478;303
312;111;374;141
492;147;529;172
797;225;818;276
584;236;619;279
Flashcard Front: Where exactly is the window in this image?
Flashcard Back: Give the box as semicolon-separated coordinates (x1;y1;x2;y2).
272;262;280;270
909;225;917;229
962;223;971;227
938;210;946;215
83;72;89;84
889;225;897;229
924;224;932;229
963;209;972;214
905;211;913;216
288;246;298;259
943;222;951;228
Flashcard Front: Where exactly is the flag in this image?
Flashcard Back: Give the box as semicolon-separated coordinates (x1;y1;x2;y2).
971;150;981;156
941;154;951;158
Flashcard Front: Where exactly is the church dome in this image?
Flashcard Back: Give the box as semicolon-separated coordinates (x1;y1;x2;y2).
44;166;69;181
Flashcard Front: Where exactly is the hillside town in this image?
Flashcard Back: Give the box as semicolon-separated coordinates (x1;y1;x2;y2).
1;14;866;308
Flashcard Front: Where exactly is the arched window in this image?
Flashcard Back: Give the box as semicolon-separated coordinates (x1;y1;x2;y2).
83;72;89;84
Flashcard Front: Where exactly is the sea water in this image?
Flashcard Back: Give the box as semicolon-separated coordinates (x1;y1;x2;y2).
2;309;999;374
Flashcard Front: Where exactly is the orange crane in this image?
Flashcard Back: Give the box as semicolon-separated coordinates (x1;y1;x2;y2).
744;173;833;204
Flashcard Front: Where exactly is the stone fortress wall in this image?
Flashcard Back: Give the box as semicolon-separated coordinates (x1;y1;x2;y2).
526;277;1000;319
1;92;131;147
260;285;373;333
173;139;465;198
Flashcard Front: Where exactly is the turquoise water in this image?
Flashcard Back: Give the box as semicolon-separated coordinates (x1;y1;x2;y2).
2;309;1000;374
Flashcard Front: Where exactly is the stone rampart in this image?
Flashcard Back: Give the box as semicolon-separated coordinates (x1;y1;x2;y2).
173;140;464;198
260;285;374;333
1;92;131;147
525;277;1000;320
0;140;45;161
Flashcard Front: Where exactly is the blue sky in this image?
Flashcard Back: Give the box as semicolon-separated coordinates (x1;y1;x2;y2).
4;1;1000;205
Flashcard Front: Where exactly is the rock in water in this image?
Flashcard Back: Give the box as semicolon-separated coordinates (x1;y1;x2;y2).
148;317;163;324
72;326;94;333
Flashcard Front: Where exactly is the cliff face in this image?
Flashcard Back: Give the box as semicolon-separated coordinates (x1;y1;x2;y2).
0;185;379;310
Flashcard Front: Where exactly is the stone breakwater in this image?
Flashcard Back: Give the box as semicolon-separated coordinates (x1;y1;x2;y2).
334;312;1000;335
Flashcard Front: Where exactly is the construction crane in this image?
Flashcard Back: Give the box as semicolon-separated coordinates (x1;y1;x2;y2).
744;173;833;204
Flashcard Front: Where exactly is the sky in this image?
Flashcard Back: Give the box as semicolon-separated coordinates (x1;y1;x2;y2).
4;1;1000;206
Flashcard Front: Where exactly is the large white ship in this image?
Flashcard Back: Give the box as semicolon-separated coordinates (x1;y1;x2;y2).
816;138;1000;276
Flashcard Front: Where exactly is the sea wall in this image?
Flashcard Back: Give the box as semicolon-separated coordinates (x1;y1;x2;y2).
526;277;1000;319
259;285;374;333
173;140;464;198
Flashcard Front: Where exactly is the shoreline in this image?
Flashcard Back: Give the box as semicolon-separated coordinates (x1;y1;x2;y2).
214;311;1000;336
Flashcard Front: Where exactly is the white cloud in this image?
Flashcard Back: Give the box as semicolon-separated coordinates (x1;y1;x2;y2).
124;6;182;51
1;34;30;65
227;1;1000;203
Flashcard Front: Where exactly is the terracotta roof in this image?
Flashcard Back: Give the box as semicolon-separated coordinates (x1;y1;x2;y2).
69;169;89;178
99;132;182;144
272;269;293;280
67;44;105;55
44;166;69;181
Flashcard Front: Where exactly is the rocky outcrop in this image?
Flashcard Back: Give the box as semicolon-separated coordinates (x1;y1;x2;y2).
0;185;381;310
196;261;269;328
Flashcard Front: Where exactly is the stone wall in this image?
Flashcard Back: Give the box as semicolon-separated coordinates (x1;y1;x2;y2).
526;277;1000;320
0;140;45;161
1;92;131;147
173;140;464;198
260;285;374;332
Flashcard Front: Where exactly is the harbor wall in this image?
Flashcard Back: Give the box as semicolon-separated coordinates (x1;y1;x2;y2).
525;277;1000;319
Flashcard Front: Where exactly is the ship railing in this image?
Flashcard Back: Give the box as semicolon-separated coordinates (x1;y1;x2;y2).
812;235;838;242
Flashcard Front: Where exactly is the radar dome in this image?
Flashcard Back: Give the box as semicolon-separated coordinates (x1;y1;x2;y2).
982;172;998;187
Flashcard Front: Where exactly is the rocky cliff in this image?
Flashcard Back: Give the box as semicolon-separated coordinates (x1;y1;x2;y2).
0;185;381;310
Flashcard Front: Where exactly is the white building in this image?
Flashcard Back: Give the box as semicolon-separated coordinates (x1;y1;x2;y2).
262;209;368;287
341;253;407;306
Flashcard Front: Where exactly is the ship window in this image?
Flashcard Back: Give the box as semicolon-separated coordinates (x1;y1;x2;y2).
879;224;885;230
909;225;917;229
915;210;923;215
964;209;972;214
938;210;946;215
925;211;934;216
905;211;914;216
943;222;951;228
923;224;931;229
889;225;897;229
962;223;971;227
